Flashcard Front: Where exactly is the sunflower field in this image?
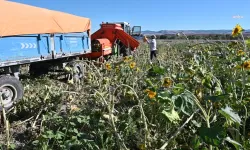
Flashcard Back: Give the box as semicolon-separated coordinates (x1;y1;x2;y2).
0;24;250;150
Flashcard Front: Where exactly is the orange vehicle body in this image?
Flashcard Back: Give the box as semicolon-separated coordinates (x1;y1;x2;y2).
82;23;140;59
83;38;112;58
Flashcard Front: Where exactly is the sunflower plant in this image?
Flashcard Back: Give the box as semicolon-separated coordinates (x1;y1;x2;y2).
232;24;243;37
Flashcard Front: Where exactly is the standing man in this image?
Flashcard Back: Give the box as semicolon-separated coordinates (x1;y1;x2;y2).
144;35;157;64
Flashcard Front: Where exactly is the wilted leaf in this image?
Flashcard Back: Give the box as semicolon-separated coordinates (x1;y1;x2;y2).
224;137;242;150
145;78;155;89
172;83;185;95
191;120;201;127
219;106;241;125
55;131;65;140
32;140;39;145
211;114;217;123
157;91;172;105
172;90;196;116
162;108;180;124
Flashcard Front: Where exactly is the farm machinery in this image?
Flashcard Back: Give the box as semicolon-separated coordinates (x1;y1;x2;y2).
0;0;141;110
84;22;141;59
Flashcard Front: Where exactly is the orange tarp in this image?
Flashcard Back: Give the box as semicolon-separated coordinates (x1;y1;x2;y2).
0;0;91;37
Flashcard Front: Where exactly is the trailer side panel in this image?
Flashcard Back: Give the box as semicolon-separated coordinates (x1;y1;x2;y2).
0;32;91;67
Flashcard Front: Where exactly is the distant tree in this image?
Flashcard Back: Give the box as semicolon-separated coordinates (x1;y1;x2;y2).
160;35;167;39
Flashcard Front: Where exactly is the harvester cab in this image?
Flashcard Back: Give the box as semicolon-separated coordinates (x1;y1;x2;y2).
105;22;142;37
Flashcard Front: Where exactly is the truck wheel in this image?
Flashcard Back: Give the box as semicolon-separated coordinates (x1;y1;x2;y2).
0;75;24;110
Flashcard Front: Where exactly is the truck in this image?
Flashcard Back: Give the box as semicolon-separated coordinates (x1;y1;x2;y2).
0;0;141;110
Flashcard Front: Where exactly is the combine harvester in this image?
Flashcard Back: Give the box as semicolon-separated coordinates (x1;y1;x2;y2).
0;0;141;110
87;22;141;59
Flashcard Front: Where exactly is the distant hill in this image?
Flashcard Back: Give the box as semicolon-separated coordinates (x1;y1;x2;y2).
142;29;250;35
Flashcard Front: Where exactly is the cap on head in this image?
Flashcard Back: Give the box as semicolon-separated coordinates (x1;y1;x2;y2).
151;35;156;39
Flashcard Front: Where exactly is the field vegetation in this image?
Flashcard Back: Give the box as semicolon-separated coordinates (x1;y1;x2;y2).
156;33;250;40
1;24;250;150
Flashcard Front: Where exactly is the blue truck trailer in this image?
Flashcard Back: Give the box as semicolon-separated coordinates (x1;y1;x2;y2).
0;33;91;67
0;1;142;111
0;32;91;110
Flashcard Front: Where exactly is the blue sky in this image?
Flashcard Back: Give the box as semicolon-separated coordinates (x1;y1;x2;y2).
9;0;250;32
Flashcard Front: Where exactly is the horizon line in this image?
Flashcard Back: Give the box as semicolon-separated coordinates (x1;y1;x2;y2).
143;29;250;31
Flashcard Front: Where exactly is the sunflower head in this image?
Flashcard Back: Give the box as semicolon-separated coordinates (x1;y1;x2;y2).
232;24;243;37
237;50;245;56
130;62;136;69
138;144;145;150
163;77;173;88
124;56;129;62
144;89;157;99
148;90;156;99
124;56;132;62
242;60;250;70
105;63;111;70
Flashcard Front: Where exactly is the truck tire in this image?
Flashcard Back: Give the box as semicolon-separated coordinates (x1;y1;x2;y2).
0;75;24;110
